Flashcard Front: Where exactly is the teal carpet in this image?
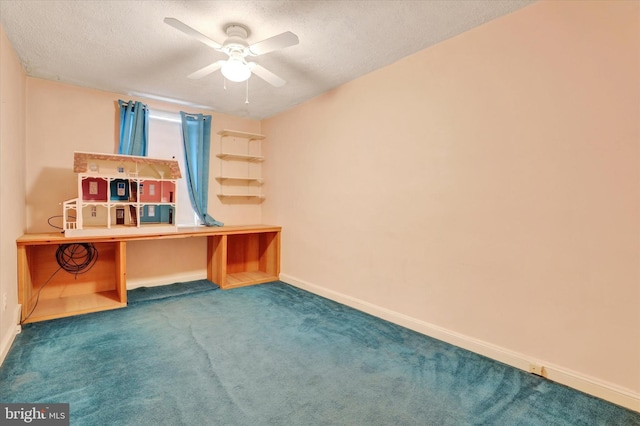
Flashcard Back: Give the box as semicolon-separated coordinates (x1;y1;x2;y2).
1;280;638;425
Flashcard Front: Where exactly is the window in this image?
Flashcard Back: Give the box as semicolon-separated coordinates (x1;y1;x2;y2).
148;110;199;226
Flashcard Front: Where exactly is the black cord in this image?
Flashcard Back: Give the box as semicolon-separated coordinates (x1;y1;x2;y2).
21;243;98;324
48;215;75;231
56;243;98;276
20;267;63;325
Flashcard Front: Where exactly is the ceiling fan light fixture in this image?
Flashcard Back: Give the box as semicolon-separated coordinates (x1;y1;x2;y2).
221;57;251;82
165;18;298;87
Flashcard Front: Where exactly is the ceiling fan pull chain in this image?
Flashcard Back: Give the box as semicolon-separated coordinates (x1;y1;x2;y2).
245;79;250;104
223;77;227;90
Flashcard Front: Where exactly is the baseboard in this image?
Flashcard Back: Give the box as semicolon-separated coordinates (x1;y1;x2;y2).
280;273;640;413
126;271;207;290
0;304;22;367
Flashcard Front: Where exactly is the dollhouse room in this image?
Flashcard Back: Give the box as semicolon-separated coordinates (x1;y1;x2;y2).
0;1;638;424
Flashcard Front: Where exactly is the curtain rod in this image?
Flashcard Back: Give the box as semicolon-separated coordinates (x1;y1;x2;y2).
126;104;211;123
127;92;216;111
148;110;209;118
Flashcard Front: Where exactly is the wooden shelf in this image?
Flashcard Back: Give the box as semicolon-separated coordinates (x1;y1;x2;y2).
216;153;264;162
216;176;264;184
224;271;278;289
17;225;281;245
217;129;266;140
25;291;126;323
217;194;265;200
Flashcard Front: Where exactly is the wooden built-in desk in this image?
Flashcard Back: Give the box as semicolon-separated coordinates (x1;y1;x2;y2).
17;225;281;323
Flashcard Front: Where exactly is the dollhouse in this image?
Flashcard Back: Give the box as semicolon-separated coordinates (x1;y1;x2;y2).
62;151;181;237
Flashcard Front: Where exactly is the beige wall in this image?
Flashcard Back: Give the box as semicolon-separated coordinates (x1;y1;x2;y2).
262;0;640;401
0;26;27;362
24;79;262;287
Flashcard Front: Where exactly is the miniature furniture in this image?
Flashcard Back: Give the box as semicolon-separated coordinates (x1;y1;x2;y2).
17;225;281;323
63;151;181;237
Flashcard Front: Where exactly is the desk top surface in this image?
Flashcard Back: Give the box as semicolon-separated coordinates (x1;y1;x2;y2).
17;224;281;245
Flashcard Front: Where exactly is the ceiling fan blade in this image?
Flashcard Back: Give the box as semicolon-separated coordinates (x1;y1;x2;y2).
248;31;299;56
164;17;222;50
187;60;226;79
250;63;286;87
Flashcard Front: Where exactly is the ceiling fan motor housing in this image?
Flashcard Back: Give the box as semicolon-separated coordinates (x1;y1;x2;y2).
223;24;250;54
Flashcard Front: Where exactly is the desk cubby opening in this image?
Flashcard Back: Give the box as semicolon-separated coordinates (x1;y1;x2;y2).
19;241;126;323
209;231;280;289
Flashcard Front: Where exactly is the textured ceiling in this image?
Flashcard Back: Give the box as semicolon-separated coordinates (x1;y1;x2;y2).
0;0;534;120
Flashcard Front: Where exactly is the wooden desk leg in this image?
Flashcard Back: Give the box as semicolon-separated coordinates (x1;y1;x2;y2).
17;245;30;323
259;231;281;279
115;241;127;304
207;235;226;288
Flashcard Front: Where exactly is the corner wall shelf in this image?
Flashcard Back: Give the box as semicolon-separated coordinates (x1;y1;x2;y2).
217;129;267;202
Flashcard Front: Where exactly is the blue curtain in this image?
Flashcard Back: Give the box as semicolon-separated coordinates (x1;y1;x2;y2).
118;100;148;156
180;111;223;227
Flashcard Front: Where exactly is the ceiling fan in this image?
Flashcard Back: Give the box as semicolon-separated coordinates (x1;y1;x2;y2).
164;18;298;87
